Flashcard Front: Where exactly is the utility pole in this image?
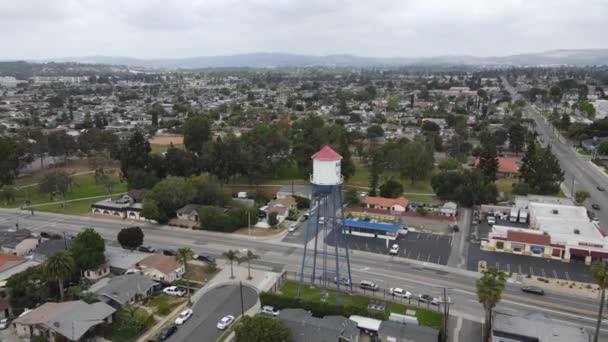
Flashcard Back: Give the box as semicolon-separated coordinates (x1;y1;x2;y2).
443;287;449;342
248;211;251;236
239;281;245;318
571;175;575;197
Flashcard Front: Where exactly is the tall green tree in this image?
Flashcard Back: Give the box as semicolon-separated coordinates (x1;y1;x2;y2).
368;150;383;196
176;247;194;273
400;141;434;184
142;177;195;223
120;131;151;178
476;267;507;340
223;250;240;279
0;137;21;186
477;133;498;182
183;115;211;154
592;260;608;342
45;251;76;301
235;315;292;342
38;171;75;204
71;228;105;272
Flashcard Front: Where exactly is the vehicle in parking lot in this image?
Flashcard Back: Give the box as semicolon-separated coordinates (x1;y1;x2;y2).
389;244;400;255
138;245;155;253
175;309;193;325
0;318;9;330
261;305;280;316
288;223;298;232
359;280;379;291
334;277;351;286
418;294;440;305
157;324;178;341
521;286;545;295
217;315;235;330
163;249;176;256
163;286;186;297
592;204;601;210
487;216;496;225
389;287;412;298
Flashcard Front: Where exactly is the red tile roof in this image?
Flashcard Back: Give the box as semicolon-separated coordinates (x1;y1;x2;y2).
474;157;519;174
311;145;342;161
507;230;551;245
363;196;409;208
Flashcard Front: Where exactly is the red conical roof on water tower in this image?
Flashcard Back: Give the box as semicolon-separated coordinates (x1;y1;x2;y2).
311;145;342;161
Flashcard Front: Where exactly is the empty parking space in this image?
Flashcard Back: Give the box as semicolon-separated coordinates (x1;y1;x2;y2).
327;230;452;265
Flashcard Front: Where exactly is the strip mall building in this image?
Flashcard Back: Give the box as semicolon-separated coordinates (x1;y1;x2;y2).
485;198;606;265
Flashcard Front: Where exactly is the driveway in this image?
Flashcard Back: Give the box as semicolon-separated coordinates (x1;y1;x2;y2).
166;284;258;342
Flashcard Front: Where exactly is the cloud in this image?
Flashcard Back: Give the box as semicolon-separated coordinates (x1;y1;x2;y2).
0;0;606;59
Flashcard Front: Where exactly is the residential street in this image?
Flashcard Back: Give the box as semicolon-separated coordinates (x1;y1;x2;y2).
1;208;607;340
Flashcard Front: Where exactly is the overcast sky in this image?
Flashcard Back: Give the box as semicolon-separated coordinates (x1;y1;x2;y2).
1;0;607;60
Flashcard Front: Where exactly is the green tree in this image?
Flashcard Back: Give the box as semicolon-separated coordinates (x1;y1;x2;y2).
476;267;507;340
367;125;384;139
379;179;404;198
238;250;259;280
117;226;144;250
344;188;360;206
45;251;75;301
0;137;20;186
368;150;383;196
143;177;195;223
579;100;596;119
400;141;434;184
560;113;571;130
38;171;75;204
6;265;48;309
477;133;498;182
575;191;591;204
0;186;16;205
223;250;240;279
176;247;194;273
598;140;608;155
235;315;292;342
183;115;211;154
71;228;105;272
268;212;279;228
438;159;460;171
120;131;151;178
455;170;498;206
592;260;608;342
507;122;526;153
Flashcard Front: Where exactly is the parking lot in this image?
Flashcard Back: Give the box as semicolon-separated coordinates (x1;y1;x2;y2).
327;230;452;265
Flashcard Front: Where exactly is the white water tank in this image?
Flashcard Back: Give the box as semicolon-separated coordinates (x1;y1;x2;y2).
311;145;343;185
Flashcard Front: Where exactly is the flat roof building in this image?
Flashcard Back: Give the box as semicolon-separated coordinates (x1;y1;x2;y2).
493;312;590;342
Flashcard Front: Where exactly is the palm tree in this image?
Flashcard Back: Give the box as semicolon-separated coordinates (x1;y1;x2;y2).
45;251;75;301
476;267;507;340
223;250;240;279
592;260;608;342
176;247;194;274
238;250;259;280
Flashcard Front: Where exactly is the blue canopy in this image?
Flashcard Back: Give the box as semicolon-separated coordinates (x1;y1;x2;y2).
342;219;401;232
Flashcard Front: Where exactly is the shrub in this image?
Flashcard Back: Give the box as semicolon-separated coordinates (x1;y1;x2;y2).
156;301;171;315
295;196;311;209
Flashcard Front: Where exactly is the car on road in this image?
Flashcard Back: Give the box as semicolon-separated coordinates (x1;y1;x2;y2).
217;315;235;330
359;280;379;291
175;309;193;325
288;223;298;232
334;277;351;286
138;245;155;253
487;216;496;225
194;253;215;263
417;294;440;305
390;287;412;298
157;324;178;341
163;286;186;297
261;305;280;317
163;249;176;256
598;186;605;192
389;244;400;255
521;286;545;295
0;318;10;330
592;204;601;210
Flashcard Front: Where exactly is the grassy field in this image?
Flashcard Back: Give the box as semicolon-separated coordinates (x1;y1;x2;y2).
150;143;185;155
6;172;127;215
280;281;443;330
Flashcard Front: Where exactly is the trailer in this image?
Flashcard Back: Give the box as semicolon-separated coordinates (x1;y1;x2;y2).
519;210;528;223
509;208;519;222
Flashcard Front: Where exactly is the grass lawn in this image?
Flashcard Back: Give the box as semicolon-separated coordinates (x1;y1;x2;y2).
280;281;443;330
145;294;185;316
150;143;184;155
103;307;155;342
5;172;127;215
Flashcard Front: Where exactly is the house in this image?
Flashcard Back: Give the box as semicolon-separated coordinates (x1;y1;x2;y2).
0;253;39;283
474;157;519;178
266;196;298;223
137;254;185;283
90;195;145;221
278;308;359;342
104;246;150;272
30;239;73;262
176;204;203;222
492;312;590;342
91;273;159;309
83;263;110;281
13;300;116;341
0;229;39;256
363;196;409;213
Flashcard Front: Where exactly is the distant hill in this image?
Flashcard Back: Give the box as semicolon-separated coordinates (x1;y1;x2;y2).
38;49;608;69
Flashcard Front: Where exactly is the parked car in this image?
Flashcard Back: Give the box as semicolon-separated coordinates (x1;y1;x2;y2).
359;280;379;291
0;318;9;330
175;309;193;325
195;254;215;263
138;245;156;253
487;216;496;225
217;315;235;330
521;286;545;295
418;294;440;305
157;324;178;341
163;249;176;256
390;287;412;298
389;244;400;255
288;223;298;232
163;286;186;297
261;305;280;317
592;204;601;210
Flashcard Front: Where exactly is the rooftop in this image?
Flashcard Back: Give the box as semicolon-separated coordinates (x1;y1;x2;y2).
93;273;158;306
528;202;604;244
138;254;181;275
363;196;409;208
493;312;590;342
278;308;358;342
312;145;342;161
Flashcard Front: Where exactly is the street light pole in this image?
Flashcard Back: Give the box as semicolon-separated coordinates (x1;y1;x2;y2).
239;281;245;318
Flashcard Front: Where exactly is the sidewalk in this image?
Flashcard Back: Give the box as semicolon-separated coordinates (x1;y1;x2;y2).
447;208;471;269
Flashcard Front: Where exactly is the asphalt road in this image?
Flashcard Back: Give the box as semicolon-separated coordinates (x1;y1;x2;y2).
166;284;258;342
502;77;608;233
1;209;608;340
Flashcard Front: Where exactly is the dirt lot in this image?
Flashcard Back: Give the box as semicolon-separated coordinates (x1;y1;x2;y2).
404;215;452;234
148;134;184;145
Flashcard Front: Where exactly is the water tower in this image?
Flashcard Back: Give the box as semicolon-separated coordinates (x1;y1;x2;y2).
297;145;352;304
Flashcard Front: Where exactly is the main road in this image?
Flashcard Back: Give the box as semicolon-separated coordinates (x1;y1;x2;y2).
502;77;608;233
1;208;607;340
